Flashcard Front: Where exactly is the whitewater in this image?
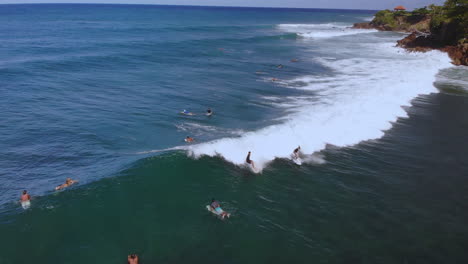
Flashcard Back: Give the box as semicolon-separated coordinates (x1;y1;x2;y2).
189;23;452;171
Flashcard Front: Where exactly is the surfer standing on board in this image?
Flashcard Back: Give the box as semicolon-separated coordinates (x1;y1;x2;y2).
246;151;255;169
293;146;301;159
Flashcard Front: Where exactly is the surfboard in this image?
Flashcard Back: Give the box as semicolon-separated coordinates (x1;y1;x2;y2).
180;112;195;116
206;205;230;219
291;154;302;165
293;157;302;165
21;200;31;210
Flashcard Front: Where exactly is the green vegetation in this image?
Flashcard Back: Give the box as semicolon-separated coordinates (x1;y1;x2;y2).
429;0;468;44
371;0;467;44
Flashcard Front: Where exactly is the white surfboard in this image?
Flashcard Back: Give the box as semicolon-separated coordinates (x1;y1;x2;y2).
293;157;302;165
180;111;195;116
291;154;302;165
21;200;31;210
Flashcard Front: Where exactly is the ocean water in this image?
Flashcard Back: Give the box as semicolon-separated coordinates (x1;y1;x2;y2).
1;4;468;264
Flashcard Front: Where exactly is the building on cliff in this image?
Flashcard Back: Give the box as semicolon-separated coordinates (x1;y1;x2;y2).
394;5;406;11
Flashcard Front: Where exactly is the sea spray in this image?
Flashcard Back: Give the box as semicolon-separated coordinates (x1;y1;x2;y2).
189;24;452;171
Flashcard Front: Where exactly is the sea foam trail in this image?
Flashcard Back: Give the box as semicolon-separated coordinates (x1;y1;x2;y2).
188;25;452;171
278;23;377;39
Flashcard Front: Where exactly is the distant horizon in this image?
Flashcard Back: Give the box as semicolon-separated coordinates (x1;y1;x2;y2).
0;0;446;11
0;2;381;11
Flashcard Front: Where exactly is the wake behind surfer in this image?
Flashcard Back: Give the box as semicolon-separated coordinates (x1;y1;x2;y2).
246;151;255;169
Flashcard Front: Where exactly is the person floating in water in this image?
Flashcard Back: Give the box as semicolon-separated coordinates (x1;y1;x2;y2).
128;254;139;264
185;136;194;143
20;190;31;209
277;64;283;69
206;108;213;116
293;146;301;159
210;198;230;219
246;151;255;169
20;190;30;203
55;178;78;191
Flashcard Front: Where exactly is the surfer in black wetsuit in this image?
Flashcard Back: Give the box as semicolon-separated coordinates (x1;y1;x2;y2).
293;146;301;159
206;108;212;116
246;151;255;169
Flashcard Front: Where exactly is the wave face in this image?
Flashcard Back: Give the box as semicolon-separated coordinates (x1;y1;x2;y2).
190;24;452;170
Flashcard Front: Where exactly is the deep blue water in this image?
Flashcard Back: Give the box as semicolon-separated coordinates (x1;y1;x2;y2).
1;4;468;264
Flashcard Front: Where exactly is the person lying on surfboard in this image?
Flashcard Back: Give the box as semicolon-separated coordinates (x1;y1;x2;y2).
206;108;213;116
185;136;194;143
246;151;255;169
293;146;301;159
55;177;78;191
181;109;195;116
210;199;230;219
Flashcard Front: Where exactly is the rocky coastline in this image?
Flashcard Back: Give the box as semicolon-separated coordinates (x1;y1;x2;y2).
352;2;467;66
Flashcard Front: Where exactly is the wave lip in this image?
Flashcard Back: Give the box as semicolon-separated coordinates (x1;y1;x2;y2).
189;25;452;171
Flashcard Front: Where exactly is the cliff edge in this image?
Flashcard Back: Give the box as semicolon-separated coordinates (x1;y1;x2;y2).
353;1;467;66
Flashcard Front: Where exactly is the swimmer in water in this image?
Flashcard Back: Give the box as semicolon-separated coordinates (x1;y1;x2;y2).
128;254;139;264
55;178;78;191
20;190;31;202
185;136;194;143
210;198;230;219
293;146;301;159
246;151;255;169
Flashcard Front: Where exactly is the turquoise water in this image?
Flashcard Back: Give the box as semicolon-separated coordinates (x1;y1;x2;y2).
1;4;468;264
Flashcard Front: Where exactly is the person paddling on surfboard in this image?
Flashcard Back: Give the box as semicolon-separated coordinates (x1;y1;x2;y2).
127;254;139;264
293;146;301;159
185;136;194;143
181;109;195;116
210;198;230;219
55;177;78;191
246;151;256;169
206;108;213;116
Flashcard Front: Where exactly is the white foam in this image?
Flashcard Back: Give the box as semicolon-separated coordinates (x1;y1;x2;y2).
278;23;377;39
187;24;452;171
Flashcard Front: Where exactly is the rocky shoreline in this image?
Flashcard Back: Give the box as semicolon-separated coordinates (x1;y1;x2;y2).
352;4;467;66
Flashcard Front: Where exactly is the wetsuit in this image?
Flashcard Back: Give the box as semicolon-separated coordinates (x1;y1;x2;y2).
246;152;252;164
